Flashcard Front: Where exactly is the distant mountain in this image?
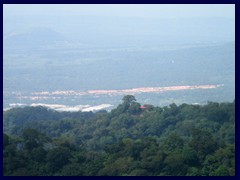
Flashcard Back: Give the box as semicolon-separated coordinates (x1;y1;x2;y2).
3;27;66;50
4;16;234;47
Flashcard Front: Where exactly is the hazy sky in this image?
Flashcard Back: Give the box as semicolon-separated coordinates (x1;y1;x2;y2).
4;4;235;19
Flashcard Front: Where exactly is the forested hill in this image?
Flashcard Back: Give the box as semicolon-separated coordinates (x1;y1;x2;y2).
3;96;235;176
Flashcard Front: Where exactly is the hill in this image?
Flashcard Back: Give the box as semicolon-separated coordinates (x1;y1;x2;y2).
3;27;66;51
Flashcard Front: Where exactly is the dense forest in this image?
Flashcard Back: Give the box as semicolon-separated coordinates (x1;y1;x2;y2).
3;95;235;176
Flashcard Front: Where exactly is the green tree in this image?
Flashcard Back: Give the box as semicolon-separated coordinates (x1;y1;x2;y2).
163;133;184;153
122;95;136;105
128;102;142;115
182;146;199;166
22;128;48;151
163;152;187;175
98;156;134;176
3;133;9;149
46;147;72;173
189;128;217;156
59;163;83;176
211;165;229;176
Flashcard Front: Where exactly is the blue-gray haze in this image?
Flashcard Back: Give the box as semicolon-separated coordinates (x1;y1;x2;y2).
3;4;235;108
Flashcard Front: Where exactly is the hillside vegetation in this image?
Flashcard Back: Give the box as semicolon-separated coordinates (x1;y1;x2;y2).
3;96;235;176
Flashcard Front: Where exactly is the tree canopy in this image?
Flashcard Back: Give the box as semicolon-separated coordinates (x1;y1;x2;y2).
3;96;235;176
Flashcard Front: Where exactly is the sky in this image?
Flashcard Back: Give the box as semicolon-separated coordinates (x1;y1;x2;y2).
3;4;235;19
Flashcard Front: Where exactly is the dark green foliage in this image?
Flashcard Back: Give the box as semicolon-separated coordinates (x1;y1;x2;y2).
3;96;235;176
3;133;9;149
189;128;217;155
128;102;142;115
46;147;72;173
122;95;136;105
22;128;49;151
59;163;83;176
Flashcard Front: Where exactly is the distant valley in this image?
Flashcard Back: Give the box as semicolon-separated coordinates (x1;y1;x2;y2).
3;24;235;111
